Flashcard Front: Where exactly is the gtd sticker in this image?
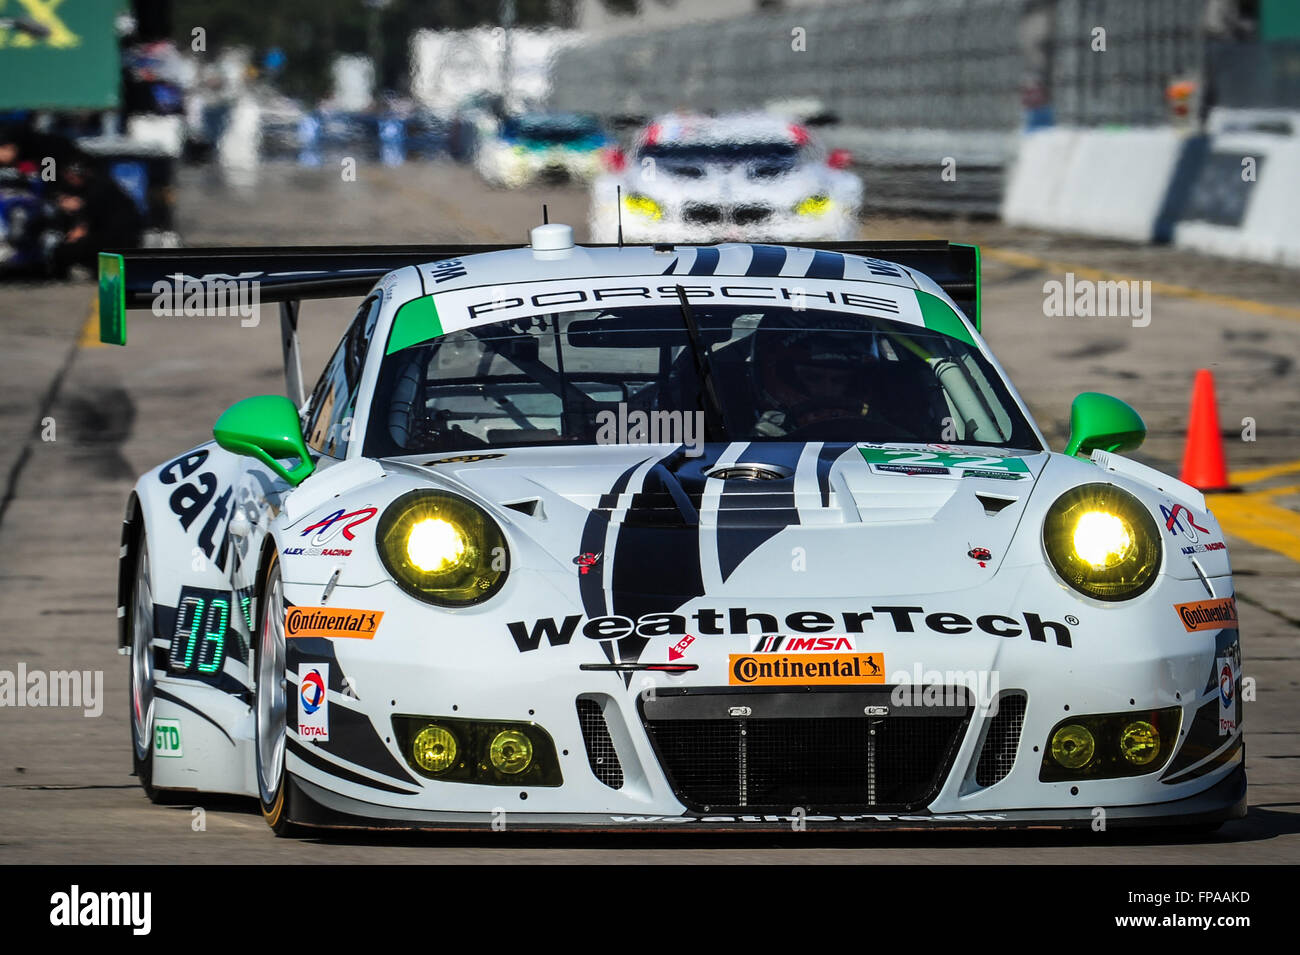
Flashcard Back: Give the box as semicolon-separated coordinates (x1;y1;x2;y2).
298;665;329;741
154;718;183;758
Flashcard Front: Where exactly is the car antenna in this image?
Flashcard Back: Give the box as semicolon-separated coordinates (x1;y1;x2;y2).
542;203;549;225
616;185;624;247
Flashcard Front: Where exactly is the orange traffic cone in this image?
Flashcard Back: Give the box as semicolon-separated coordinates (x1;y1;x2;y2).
1179;369;1233;492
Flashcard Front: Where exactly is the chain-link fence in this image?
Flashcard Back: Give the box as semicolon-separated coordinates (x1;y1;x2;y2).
549;0;1212;215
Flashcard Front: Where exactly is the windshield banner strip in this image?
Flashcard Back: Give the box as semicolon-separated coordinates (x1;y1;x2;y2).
391;276;929;349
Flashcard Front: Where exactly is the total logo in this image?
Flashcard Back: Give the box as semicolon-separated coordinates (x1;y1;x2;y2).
300;669;326;713
298;665;329;741
1217;656;1237;737
301;507;377;547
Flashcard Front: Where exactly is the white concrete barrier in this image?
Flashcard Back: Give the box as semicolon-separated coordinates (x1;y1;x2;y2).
1174;133;1300;268
1001;128;1078;232
1054;129;1187;242
1003;127;1191;242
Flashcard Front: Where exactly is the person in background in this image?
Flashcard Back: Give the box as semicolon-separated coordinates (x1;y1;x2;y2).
46;161;143;277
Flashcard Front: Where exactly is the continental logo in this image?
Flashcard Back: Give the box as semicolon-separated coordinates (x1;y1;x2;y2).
285;607;383;639
1174;597;1238;633
730;653;885;686
507;607;1074;652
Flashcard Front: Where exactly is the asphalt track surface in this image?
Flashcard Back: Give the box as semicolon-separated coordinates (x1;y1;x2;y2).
0;161;1297;863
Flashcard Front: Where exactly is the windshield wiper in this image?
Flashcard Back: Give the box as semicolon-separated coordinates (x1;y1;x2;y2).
674;285;727;444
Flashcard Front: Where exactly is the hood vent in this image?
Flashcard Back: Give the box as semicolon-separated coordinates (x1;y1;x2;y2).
975;492;1018;517
502;498;543;518
705;463;793;482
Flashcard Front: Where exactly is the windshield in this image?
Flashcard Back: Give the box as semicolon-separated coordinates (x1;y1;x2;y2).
502;115;603;146
364;306;1041;458
641;141;802;178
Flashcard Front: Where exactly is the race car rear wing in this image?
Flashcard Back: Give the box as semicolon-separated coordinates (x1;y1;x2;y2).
97;240;980;403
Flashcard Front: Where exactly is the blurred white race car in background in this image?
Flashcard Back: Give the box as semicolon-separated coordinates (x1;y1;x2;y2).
476;112;611;188
590;112;863;243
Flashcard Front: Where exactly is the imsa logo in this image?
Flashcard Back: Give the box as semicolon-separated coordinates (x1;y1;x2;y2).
753;635;854;652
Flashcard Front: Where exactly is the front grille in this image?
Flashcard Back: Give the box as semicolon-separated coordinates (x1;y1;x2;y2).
577;698;624;789
732;203;772;225
974;692;1027;787
642;689;971;812
683;202;723;224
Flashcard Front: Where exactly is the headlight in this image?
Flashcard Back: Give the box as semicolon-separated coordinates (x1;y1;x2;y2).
376;490;508;606
793;194;831;216
1042;483;1160;601
623;192;663;220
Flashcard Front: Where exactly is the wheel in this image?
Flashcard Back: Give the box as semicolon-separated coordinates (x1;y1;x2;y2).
127;534;165;802
254;551;297;835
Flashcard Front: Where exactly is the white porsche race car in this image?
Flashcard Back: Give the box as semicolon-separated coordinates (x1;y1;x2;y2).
590;113;864;244
99;227;1244;833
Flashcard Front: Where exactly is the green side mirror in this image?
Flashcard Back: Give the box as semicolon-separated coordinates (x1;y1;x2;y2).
213;396;315;486
1065;392;1146;457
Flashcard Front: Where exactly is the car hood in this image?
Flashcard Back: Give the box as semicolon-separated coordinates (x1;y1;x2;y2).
386;441;1049;600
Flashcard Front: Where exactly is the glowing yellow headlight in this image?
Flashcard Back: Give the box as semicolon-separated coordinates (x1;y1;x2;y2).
1050;724;1095;769
407;518;467;573
488;729;534;775
1072;510;1133;569
794;194;831;216
412;725;459;774
1043;484;1161;601
377;491;508;606
623;193;663;220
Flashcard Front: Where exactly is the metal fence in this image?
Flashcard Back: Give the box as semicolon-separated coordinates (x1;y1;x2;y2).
1052;0;1205;126
548;0;1212;215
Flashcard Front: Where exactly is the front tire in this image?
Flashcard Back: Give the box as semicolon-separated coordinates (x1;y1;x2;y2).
254;551;296;835
127;534;164;802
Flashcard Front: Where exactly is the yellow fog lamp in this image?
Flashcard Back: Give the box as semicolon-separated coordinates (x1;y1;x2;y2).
1050;723;1096;769
412;724;459;775
488;729;534;775
1119;720;1161;765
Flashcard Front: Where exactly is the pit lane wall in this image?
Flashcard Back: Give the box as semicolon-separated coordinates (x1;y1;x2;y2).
1001;112;1300;268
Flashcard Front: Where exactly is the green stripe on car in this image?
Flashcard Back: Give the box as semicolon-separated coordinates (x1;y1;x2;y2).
914;289;975;346
386;296;444;354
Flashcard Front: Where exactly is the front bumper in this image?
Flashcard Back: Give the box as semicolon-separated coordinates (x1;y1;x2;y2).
279;571;1246;832
288;763;1247;832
